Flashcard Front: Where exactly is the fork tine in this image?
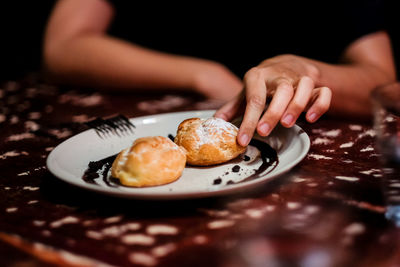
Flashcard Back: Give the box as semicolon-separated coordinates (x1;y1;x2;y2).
97;122;113;137
116;115;135;132
116;116;132;133
107;115;134;133
85;115;134;138
108;115;126;131
104;116;123;137
113;116;129;131
85;118;107;138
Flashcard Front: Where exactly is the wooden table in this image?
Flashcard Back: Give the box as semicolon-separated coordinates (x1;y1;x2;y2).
1;76;399;267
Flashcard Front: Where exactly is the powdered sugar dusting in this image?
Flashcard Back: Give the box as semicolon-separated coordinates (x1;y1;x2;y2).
196;118;238;146
116;148;129;167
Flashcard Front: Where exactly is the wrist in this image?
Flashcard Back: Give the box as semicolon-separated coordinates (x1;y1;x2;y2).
188;59;223;93
183;58;242;100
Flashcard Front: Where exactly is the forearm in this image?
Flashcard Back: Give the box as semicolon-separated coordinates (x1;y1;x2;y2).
313;31;396;117
44;34;204;91
313;60;395;117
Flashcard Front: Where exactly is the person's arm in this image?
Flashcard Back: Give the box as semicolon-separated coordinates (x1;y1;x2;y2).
320;31;396;115
43;0;242;100
215;31;396;146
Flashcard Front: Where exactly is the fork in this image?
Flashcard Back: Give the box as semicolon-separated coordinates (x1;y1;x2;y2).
85;114;135;138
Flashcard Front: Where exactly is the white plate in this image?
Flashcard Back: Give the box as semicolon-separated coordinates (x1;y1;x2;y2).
46;110;310;200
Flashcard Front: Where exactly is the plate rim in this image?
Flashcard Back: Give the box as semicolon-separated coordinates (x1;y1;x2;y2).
46;110;310;200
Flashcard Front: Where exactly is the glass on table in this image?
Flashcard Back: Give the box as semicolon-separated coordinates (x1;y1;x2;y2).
371;82;400;225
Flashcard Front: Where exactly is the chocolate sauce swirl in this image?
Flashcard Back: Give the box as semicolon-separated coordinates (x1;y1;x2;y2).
82;154;117;186
240;138;278;183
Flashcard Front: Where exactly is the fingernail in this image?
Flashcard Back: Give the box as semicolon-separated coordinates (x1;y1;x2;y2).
258;123;270;136
282;114;294;126
239;133;249;146
308;112;317;122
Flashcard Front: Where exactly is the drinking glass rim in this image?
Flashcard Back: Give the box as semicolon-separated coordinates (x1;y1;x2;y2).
371;82;400;115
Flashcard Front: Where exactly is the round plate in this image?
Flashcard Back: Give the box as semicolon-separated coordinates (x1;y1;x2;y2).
46;110;310;199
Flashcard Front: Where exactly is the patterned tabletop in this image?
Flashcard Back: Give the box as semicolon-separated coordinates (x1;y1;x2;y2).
1;76;399;267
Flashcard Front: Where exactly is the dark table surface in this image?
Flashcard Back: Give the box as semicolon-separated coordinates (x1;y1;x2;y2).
1;75;400;267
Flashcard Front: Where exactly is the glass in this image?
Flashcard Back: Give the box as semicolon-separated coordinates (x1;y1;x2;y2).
371;82;400;226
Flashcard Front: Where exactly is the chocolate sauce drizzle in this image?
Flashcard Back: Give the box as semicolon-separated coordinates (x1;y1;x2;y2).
240;138;279;183
82;138;278;187
232;165;241;172
168;134;175;142
82;154;117;187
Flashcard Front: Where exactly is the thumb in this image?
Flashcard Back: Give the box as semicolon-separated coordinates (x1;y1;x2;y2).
213;90;245;122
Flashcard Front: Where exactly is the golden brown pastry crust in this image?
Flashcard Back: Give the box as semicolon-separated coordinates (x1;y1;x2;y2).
111;136;187;187
174;117;246;166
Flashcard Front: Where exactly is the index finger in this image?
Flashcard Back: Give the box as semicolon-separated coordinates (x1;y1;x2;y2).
237;68;267;146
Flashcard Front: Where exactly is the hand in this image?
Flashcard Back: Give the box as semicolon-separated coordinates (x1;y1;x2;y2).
191;59;242;101
214;54;332;146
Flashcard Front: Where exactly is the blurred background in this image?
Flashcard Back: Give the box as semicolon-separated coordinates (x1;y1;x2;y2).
0;0;398;81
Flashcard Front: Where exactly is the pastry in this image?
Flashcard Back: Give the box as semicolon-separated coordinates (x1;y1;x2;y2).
111;136;187;187
174;117;246;166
